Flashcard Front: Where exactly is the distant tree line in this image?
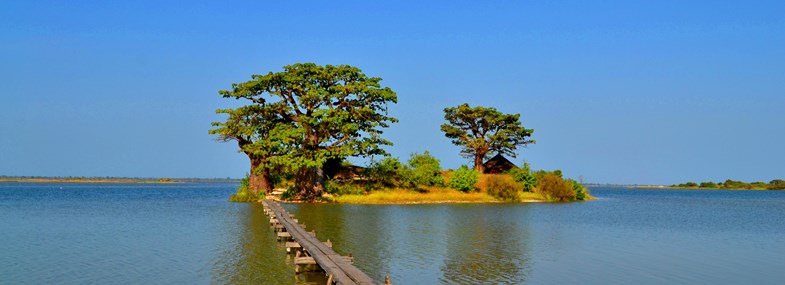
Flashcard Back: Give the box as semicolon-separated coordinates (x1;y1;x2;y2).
674;179;785;190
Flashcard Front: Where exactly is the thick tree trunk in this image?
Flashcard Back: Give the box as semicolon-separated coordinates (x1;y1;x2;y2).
474;152;486;173
248;155;272;195
296;166;324;200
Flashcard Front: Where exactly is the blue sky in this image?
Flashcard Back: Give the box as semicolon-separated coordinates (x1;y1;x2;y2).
1;0;783;184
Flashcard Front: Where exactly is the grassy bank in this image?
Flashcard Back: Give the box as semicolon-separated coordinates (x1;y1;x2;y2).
325;186;557;204
330;188;501;204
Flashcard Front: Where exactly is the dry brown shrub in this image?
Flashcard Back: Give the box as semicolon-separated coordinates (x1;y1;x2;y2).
536;174;575;201
485;174;522;201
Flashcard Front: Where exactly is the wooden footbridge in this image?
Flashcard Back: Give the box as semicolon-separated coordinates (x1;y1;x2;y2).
262;200;390;285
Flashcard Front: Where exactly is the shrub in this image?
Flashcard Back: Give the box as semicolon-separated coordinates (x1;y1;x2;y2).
536;174;575;201
324;180;366;195
485;175;522;201
699;181;718;188
449;165;479;192
402;151;445;188
365;157;405;189
280;186;297;200
570;179;587;201
508;162;537;192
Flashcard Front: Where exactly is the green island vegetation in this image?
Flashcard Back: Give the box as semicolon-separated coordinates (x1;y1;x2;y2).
672;179;785;190
211;63;591;203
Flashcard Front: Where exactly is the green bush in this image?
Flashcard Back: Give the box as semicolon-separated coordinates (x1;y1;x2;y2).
402;151;445;188
324;180;366;195
449;165;479;192
365;157;405;189
537;174;575;201
229;175;263;202
280;186;297;200
508;162;537;192
570;179;587;201
699;181;718;188
486;175;521;201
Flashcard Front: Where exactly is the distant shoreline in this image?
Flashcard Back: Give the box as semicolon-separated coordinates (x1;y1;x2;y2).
0;178;175;184
630;185;781;191
0;177;241;184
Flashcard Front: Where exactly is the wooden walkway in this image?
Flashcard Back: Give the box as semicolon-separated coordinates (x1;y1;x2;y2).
262;200;388;285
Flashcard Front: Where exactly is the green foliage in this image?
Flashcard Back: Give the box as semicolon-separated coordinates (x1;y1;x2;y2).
441;103;535;171
449;165;479;192
210;105;286;193
216;63;398;200
485;175;522;201
536;174;575;202
531;169;564;180
508;162;537;192
401;151;445;188
770;179;785;190
229;176;263;202
570;179;587;201
280;186;297;200
673;179;785;190
324;180;366;195
365;157;406;189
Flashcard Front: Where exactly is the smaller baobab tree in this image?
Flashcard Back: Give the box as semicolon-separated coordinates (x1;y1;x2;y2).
209;105;288;195
441;103;535;173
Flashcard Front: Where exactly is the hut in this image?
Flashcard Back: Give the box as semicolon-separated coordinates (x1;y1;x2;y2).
483;154;517;174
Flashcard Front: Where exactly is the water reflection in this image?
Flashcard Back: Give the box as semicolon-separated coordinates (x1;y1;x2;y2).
440;205;531;284
210;203;293;284
288;203;534;284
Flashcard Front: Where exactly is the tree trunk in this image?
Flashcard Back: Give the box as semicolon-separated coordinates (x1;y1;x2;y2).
474;152;486;173
248;155;272;195
296;166;324;201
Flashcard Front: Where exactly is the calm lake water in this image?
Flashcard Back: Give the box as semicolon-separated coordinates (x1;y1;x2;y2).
1;183;784;284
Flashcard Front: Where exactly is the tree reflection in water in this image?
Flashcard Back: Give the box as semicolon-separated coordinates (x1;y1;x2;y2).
440;204;531;284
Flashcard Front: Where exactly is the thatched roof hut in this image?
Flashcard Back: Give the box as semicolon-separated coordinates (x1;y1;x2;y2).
483;154;517;174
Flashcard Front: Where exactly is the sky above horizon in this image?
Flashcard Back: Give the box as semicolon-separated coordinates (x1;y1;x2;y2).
1;1;784;185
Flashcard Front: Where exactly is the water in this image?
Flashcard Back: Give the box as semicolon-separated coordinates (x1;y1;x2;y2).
2;184;784;284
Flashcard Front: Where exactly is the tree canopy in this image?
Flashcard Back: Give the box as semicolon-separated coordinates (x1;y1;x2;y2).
215;63;398;200
209;105;288;195
440;103;534;172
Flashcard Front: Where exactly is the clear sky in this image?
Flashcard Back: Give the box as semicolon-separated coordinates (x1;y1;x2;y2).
1;0;783;185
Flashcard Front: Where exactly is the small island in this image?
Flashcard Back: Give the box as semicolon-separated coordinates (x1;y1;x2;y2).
210;63;591;204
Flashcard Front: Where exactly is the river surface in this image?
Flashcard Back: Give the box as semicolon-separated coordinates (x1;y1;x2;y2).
1;183;784;284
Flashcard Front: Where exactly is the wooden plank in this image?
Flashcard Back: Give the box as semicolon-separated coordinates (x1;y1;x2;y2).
266;200;380;285
286;242;301;253
272;202;355;281
276;231;291;241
